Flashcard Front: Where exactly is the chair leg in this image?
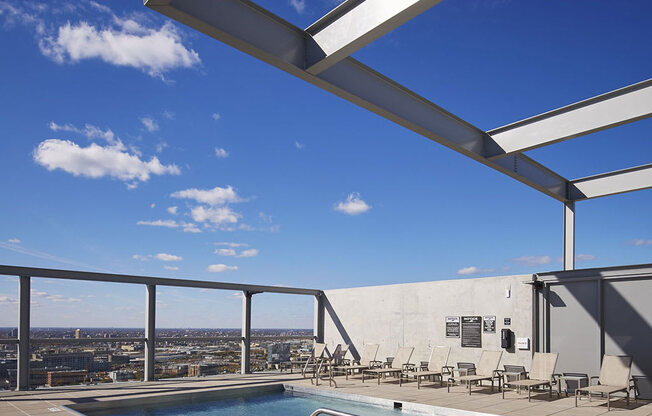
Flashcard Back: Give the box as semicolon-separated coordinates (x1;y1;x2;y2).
627;390;630;406
469;380;472;395
528;387;531;403
607;392;610;412
575;390;578;407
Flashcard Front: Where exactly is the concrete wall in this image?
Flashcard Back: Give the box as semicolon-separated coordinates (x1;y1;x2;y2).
323;274;533;369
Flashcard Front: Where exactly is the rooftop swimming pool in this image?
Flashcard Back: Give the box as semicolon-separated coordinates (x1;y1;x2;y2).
81;389;412;416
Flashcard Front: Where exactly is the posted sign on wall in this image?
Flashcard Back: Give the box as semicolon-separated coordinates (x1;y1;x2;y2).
445;316;460;338
461;316;482;348
483;316;496;333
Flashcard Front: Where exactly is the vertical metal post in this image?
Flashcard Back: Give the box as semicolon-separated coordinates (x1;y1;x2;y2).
563;201;575;271
314;293;324;344
17;276;30;391
241;291;252;374
144;284;156;382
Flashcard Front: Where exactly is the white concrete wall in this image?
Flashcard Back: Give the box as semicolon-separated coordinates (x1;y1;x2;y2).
322;274;533;369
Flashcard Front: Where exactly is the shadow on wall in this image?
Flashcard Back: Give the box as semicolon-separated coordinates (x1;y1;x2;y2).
323;295;360;362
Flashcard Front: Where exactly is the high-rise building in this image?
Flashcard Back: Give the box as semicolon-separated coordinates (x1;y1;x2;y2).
42;352;93;370
74;329;81;339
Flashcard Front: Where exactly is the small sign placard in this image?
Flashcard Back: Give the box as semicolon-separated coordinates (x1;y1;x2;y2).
483;315;496;333
461;316;482;348
445;316;460;338
504;318;511;326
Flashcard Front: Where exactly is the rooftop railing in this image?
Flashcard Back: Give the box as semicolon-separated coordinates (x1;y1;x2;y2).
0;265;325;390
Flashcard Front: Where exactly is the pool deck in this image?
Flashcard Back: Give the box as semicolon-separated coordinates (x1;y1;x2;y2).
0;372;649;416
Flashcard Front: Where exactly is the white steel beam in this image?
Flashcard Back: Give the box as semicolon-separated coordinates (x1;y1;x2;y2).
305;0;442;74
145;0;571;202
563;202;575;271
487;79;652;158
569;164;652;201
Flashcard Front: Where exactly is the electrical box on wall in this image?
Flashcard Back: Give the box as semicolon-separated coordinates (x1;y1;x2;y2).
516;337;530;350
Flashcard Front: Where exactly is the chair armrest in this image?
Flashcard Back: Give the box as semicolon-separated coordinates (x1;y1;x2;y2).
590;376;600;385
369;360;383;368
403;363;416;372
493;369;503;380
552;373;562;385
442;366;454;375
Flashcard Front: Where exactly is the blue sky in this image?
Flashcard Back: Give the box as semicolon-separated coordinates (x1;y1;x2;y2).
0;0;650;328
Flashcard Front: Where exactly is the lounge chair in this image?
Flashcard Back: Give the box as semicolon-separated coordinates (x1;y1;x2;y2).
447;350;503;394
334;343;380;380
502;352;559;401
302;343;329;378
411;346;452;389
362;346;414;386
576;355;633;411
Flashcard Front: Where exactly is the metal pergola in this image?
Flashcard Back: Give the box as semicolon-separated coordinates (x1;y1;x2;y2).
145;0;652;271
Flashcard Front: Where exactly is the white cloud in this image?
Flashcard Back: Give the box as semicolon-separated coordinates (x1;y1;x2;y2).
33;139;180;187
215;147;229;158
295;141;305;149
164;265;179;271
162;110;175;120
171;186;242;206
7;238;20;244
140;117;159;132
49;121;117;144
133;253;183;262
631;239;652;246
191;205;240;225
238;249;259;258
576;254;597;261
289;0;306;13
39;20;201;79
137;219;179;228
215;242;248;248
206;264;238;273
31;289;81;303
511;255;553;266
457;266;495;275
211;113;221;121
137;219;202;233
215;248;237;256
167;206;178;215
334;193;371;215
0;294;18;304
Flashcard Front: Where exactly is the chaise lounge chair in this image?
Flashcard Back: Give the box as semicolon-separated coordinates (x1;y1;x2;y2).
411;346;452;389
502;352;559;401
334;343;380;380
447;350;503;394
576;355;633;411
362;346;414;386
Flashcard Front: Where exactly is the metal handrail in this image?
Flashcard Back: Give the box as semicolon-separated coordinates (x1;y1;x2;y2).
310;409;358;416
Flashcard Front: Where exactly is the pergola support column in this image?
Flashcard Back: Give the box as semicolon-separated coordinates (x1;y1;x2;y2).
314;293;325;344
564;202;575;271
17;275;30;391
144;284;156;381
241;290;252;374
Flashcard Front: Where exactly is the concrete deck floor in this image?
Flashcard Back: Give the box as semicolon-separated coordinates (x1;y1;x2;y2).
0;372;649;416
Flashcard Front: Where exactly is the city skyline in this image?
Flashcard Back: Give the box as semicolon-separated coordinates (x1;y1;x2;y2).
0;0;651;328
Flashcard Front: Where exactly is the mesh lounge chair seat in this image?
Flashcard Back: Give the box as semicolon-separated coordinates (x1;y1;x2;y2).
333;343;380;380
576;355;634;411
503;352;559;402
363;346;414;386
411;346;452;388
448;350;503;395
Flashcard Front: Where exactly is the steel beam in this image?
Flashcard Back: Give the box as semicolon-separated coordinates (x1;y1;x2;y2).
144;284;156;382
314;293;325;343
17;276;30;391
569;164;652;201
241;291;252;374
305;0;442;74
144;0;571;202
487;79;652;157
0;265;320;296
563;202;575;271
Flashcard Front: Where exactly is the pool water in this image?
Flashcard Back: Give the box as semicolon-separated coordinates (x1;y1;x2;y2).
101;390;408;416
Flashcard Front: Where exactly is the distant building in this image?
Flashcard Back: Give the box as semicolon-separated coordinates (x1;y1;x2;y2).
47;370;87;387
108;354;130;365
7;328;17;338
188;363;219;377
42;352;93;370
109;370;135;382
74;329;81;339
267;343;290;364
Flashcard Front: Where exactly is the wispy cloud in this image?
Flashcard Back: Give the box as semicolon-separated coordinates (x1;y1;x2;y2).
215;147;229;158
49;121;117;144
631;239;652;246
31;289;81;303
7;238;21;244
511;255;553;266
0;241;108;272
457;266;495;275
289;0;306;13
133;253;183;262
215;248;259;258
140;117;159;132
206;264;238;273
295;141;305;150
171;186;242;206
211;113;221;121
137;219;201;233
334;193;371;215
164;265;179;271
214;242;248;248
167;206;178;215
576;253;597;261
